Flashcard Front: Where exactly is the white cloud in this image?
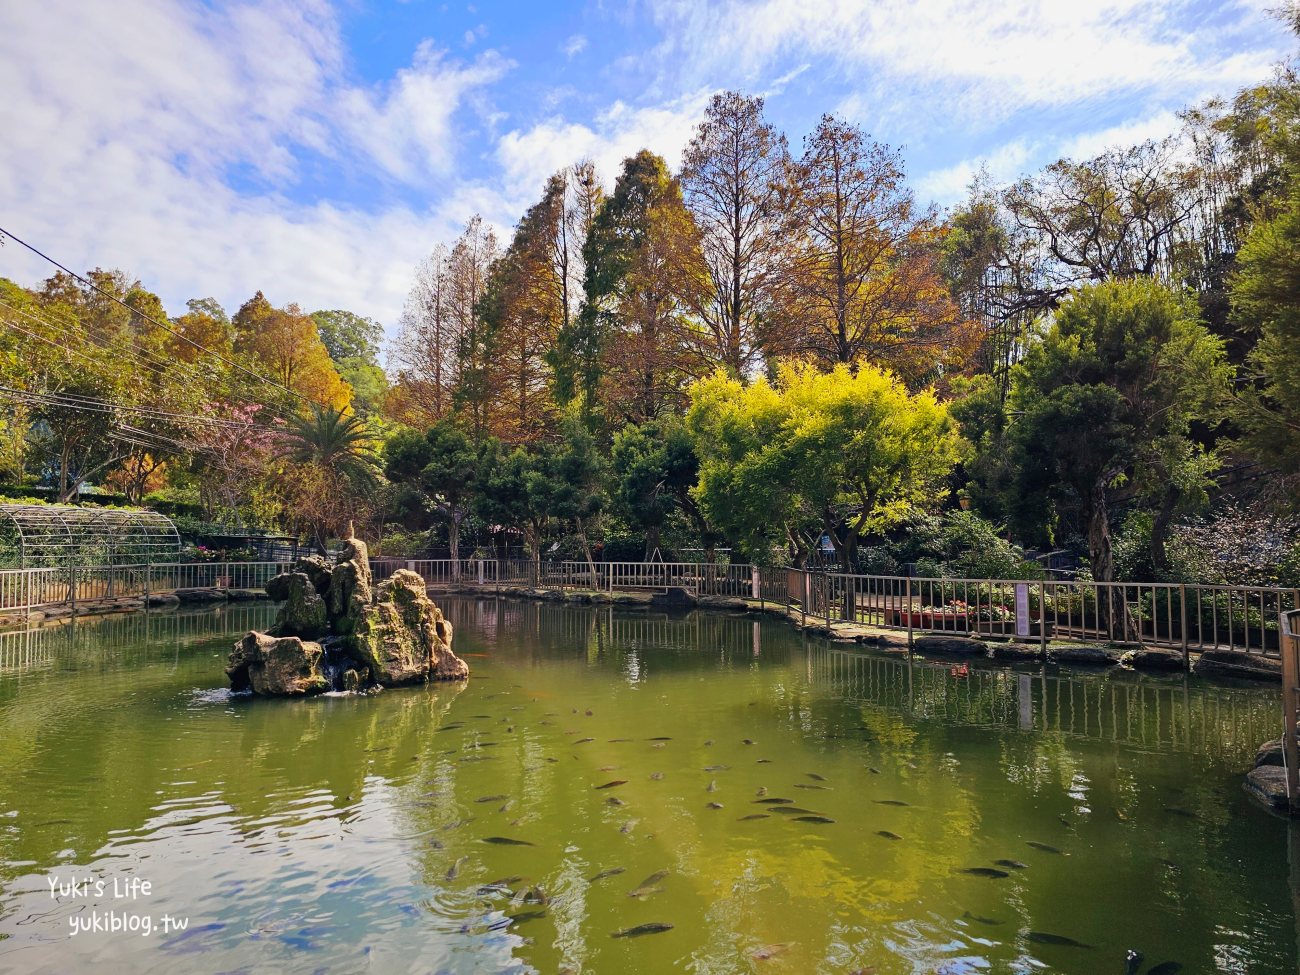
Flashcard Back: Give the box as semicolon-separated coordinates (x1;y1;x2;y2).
645;0;1288;126
337;42;512;182
563;34;588;57
1057;109;1183;161
916;139;1037;205
495;90;714;202
915;109;1188;206
0;0;515;337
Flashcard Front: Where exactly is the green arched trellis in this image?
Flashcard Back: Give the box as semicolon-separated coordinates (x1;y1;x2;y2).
0;503;181;568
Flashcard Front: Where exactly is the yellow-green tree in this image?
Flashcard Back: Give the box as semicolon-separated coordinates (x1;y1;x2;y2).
686;361;961;567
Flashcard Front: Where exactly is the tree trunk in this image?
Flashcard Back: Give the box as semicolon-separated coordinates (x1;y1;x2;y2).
449;513;461;580
1149;486;1179;577
644;524;661;562
578;519;598;589
1086;481;1114;583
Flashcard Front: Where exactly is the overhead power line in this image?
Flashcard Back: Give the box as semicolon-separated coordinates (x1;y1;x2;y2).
0;223;311;406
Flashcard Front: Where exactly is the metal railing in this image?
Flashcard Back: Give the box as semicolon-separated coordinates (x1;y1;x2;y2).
4;556;1296;667
0;561;289;613
790;570;1299;661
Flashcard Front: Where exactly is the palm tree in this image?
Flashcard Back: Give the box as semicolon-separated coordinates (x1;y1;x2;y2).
279;405;381;551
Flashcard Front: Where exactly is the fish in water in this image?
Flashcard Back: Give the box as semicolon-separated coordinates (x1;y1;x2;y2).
482;836;534;846
756;787;768;796
958;867;1009;878
446;856;467;880
755;797;794;805
794;784;829;791
1026;841;1066;854
704;739;714;746
1025;932;1092;948
599;765;619;772
589;867;626;882
649;772;664;781
875;800;910;807
1164;807;1197;818
477;876;524;893
704;765;730;772
575;738;595;744
512;885;549;906
647;737;673;741
612;922;673;938
707;802;724;809
806;773;827;781
961;912;1001;926
476;794;508;803
757;758;773;764
876;831;902;841
632;870;669;890
511;910;547;924
796;815;835;823
738;814;770;821
596;780;628;790
770;807;820;815
608;738;632;743
1124;950;1143;975
750;943;790;959
743;739;756;745
867;767;881;774
606;796;626;806
993;859;1027;869
706;780;718;793
1145;963;1183;975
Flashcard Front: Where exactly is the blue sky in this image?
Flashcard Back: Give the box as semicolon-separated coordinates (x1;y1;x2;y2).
0;0;1292;346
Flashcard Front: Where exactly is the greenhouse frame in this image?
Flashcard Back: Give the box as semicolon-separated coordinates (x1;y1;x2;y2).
0;503;182;569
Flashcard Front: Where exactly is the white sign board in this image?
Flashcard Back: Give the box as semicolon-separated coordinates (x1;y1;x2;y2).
1014;583;1031;637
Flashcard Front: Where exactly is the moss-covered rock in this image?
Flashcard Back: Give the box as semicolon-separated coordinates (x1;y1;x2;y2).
352;569;468;685
328;537;372;634
227;632;330;696
268;572;328;639
232;537;468;696
296;555;334;596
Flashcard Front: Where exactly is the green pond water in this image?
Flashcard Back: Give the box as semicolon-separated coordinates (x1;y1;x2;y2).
0;597;1295;974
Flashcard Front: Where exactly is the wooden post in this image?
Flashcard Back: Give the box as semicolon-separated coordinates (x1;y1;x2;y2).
1281;610;1300;816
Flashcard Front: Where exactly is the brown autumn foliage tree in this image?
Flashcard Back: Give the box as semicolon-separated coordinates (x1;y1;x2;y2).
232;292;351;409
387;217;499;432
601;165;707;423
479;182;569;443
780;115;978;385
678;91;789;377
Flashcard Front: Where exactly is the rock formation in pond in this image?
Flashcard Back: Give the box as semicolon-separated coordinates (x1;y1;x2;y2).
226;535;468;696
